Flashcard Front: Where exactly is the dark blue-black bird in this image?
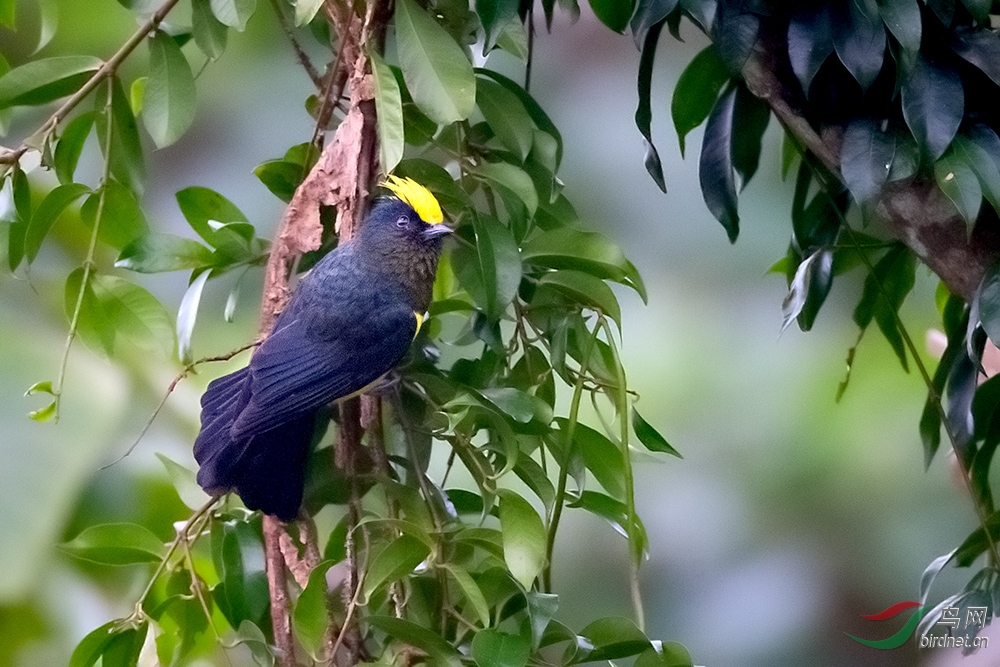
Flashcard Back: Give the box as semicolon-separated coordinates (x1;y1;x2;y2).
194;177;451;521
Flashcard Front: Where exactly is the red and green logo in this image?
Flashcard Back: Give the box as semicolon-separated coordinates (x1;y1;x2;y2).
846;601;932;649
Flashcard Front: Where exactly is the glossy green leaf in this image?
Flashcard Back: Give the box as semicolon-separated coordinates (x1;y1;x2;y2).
79;179;148;250
495;17;529;59
473;214;521;321
60;523;164;565
712;2;761;73
477;78;533;160
476;0;520;52
65;267;114;356
99;77;146;194
253;160;303;203
565;420;625;499
476;69;563;168
525;591;559;650
293;559;336;659
363;535;430;600
878;0;921;57
636;20;666;192
513;455;556;511
841;118;894;209
98;622;147;667
730;83;769;189
631;0;678;48
54;112;96;185
474;162;538;216
365;616;462;664
177;269;210;364
902;54;963;161
934;151;981;229
497;489;546;590
25;183;91;263
567;491;631;537
472;629;531;667
371;50;404;174
116;232;215;273
294;0;325;26
0;56;102;109
635;643;694;667
175;185;249;245
192;0;228;59
69;621;118;667
575;616;651;662
0;0;12;28
93;274;175;356
632;408;681;457
853;245;916;370
788;5;833;96
951;28;1000;88
441;563;491;627
395;0;475;124
953;134;1000;214
781;247;834;333
831;0;885;91
213;519;269;628
538;270;621;326
144;30;196;148
156;453;210;510
234;621;274;667
978;262;1000;350
672;45;729;158
699;84;739;242
588;0;634;32
210;0;256;31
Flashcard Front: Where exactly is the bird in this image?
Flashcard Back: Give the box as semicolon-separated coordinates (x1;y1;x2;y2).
193;176;452;521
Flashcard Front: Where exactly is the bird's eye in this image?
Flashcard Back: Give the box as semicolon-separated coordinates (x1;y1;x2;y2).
396;215;410;228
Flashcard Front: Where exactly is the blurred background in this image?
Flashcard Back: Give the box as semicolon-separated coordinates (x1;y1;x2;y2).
0;1;986;665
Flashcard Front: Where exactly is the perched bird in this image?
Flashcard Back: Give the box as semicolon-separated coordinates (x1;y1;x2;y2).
194;177;451;521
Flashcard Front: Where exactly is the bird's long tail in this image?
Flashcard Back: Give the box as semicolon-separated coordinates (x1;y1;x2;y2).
193;367;316;522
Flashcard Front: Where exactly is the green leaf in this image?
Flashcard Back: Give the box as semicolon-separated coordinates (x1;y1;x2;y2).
951;28;1000;88
631;0;678;48
476;0;520;52
25;183;91;263
632;408;681;457
60;523;164;565
477;78;534;160
730;83;769;188
210;0;256;31
363;535;430;600
99;77;146;194
293;559;336;659
0;56;102;109
0;0;12;28
472;628;531;667
878;0;921;58
253;160;303;203
563;420;626;499
588;0;634;32
144;30;197;148
395;0;476;124
54;112;96;185
788;5;833;96
294;0;325;26
91;274;176;357
935;151;982;229
635;20;666;192
712;2;760;73
371;50;404;174
156;453;210;510
853;245;916;370
234;621;274;667
841;118;894;209
116;233;215;273
698;83;739;242
978;262;1000;349
831;0;885;91
473;214;522;321
473;162;538;216
634;643;694;667
213;519;269;628
99;622;147;667
525;591;559;650
79;179;148;250
574;616;651;662
672;45;729;158
953;134;1000;215
365;616;462;665
497;489;547;590
476;69;563;168
441;563;491;627
177;270;210;364
192;0;228;59
175;185;249;246
69;621;118;667
902;54;963;161
538;270;621;326
65;267;115;356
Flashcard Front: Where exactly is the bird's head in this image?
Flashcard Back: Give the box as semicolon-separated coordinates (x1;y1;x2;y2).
363;176;452;250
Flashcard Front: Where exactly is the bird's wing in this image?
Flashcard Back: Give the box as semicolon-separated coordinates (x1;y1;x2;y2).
229;305;418;438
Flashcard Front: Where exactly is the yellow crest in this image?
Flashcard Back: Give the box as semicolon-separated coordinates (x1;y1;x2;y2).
382;176;444;224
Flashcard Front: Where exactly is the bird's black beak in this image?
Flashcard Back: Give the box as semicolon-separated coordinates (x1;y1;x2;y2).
423;223;453;240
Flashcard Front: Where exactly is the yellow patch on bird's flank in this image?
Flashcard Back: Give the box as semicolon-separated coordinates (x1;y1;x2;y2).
383;176;444;224
413;311;425;339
